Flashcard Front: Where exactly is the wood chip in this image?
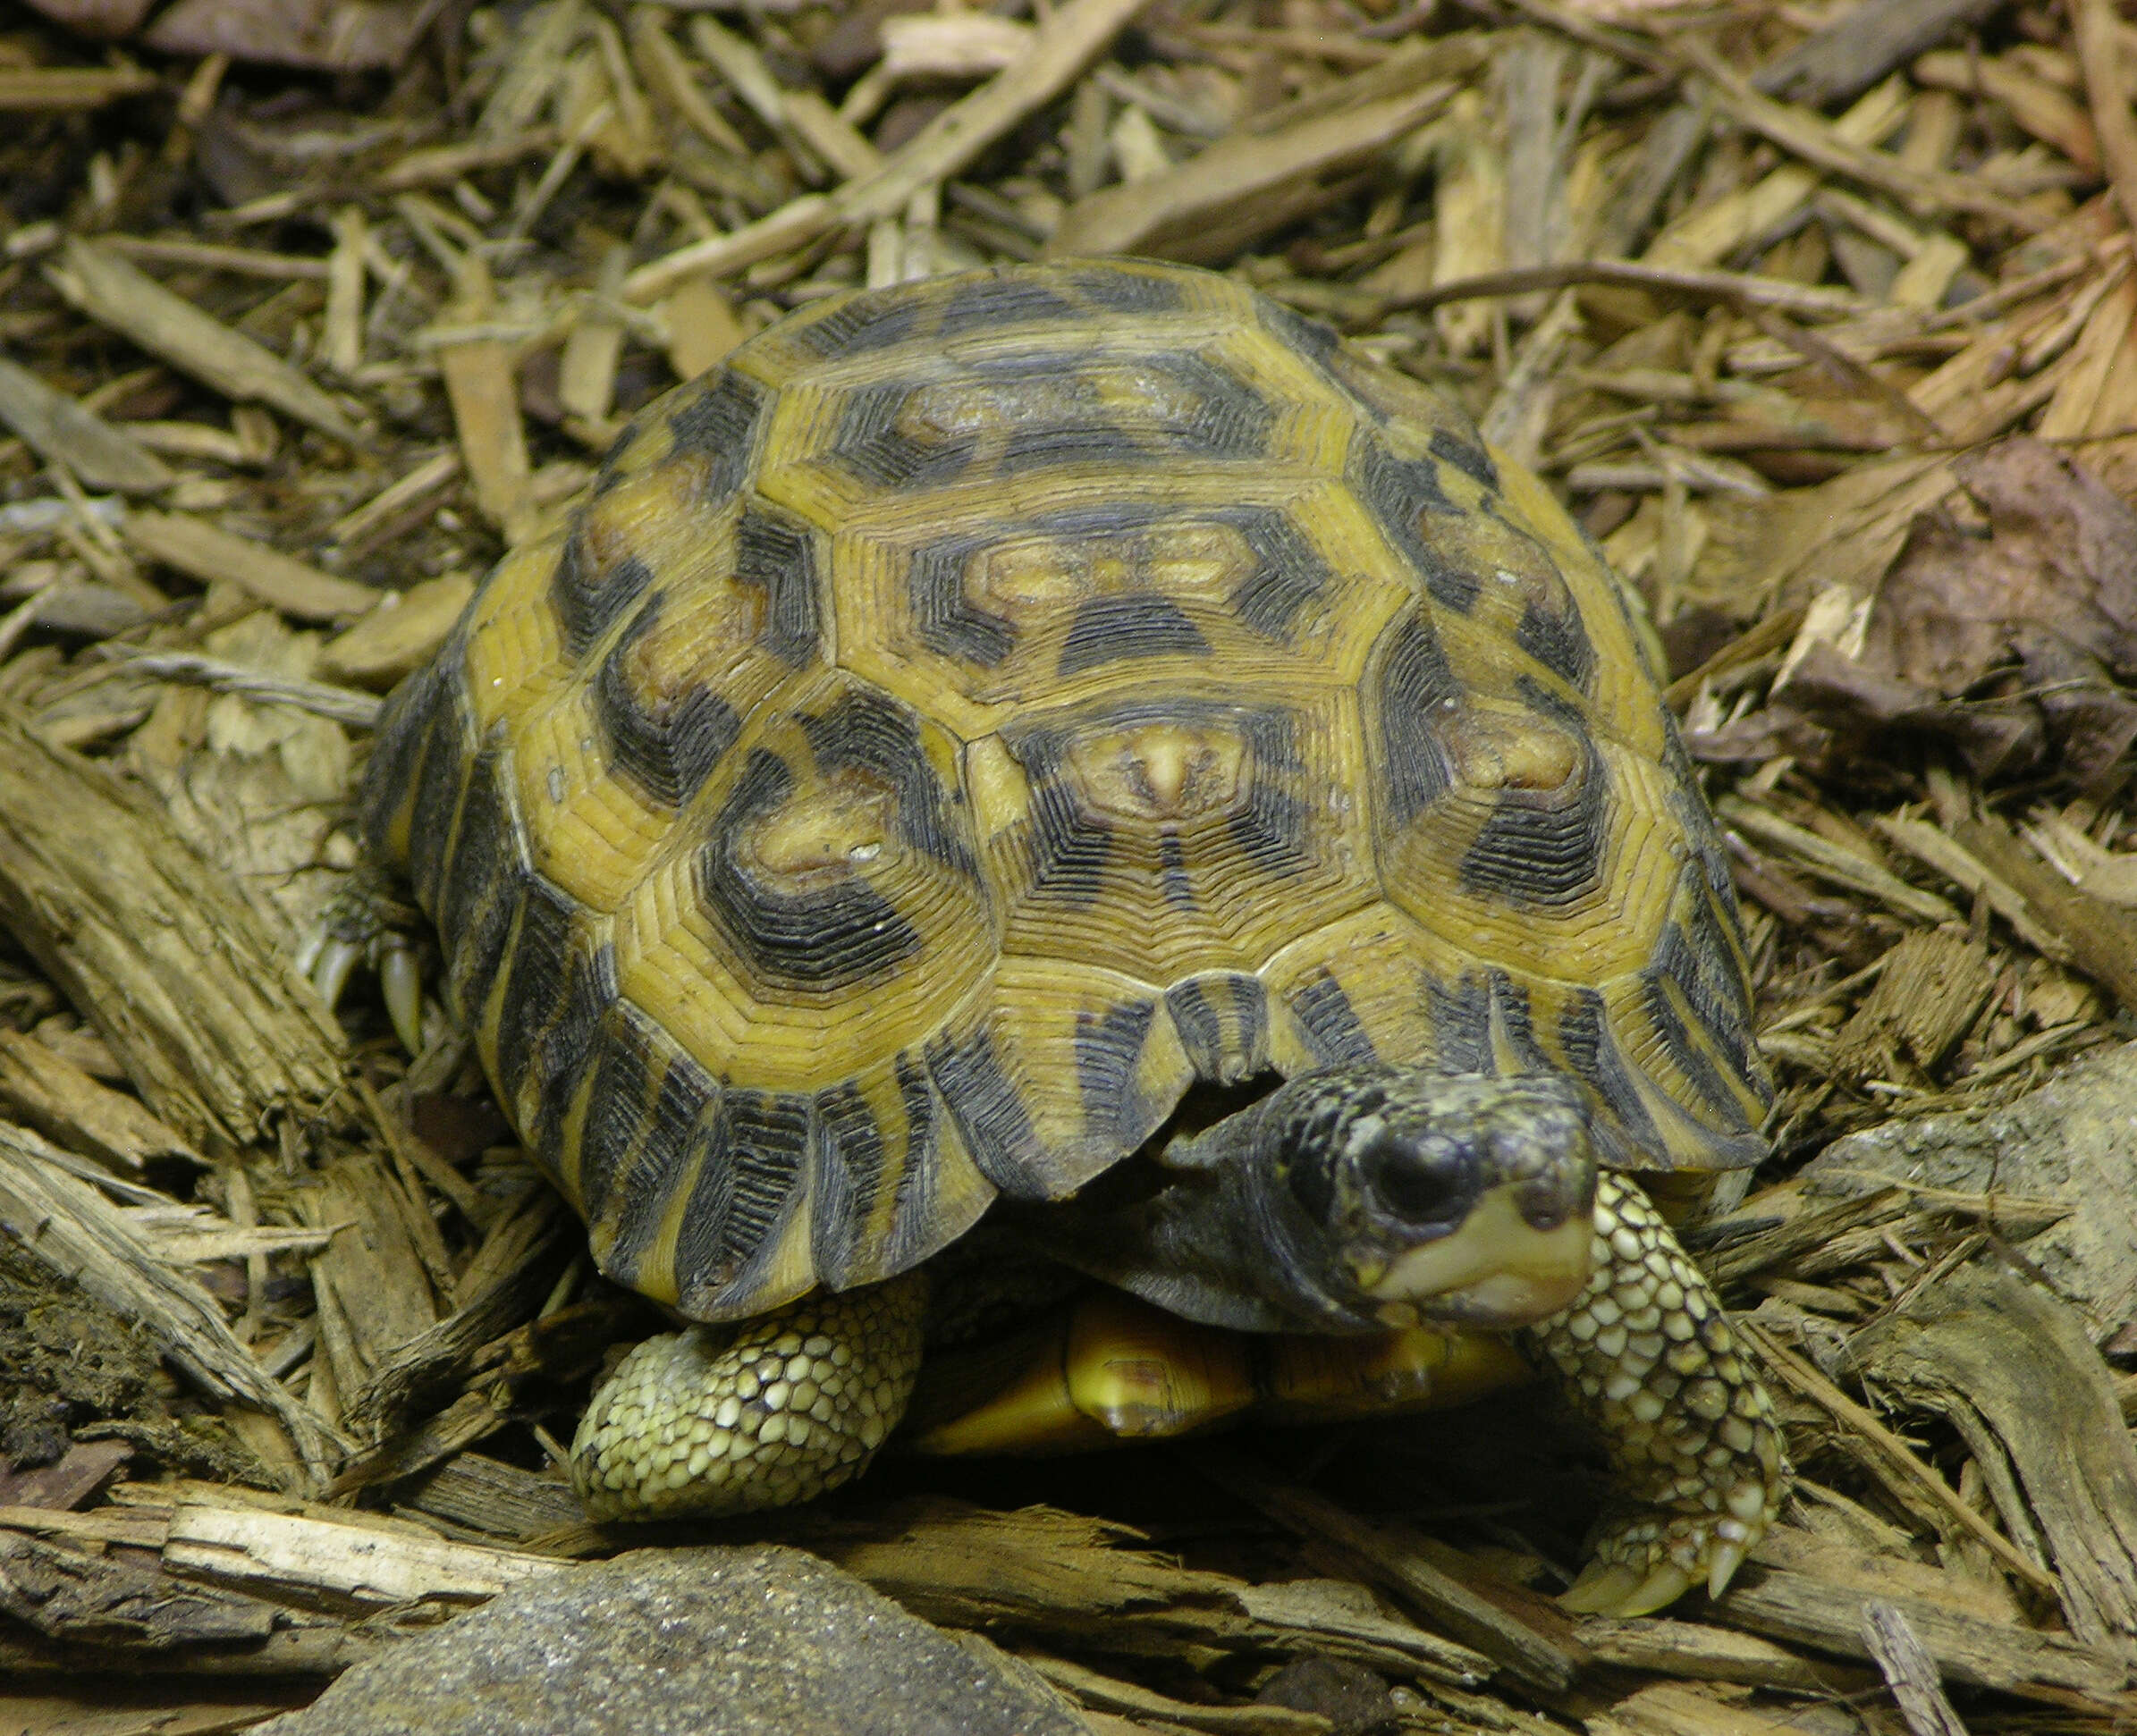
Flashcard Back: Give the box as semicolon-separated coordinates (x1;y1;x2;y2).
376;128;562;193
624;0;1153;301
1575;1614;1862;1691
317;573;475;689
1719;797;1963;924
1681;42;2050;236
1050;81;1450;261
1024;1653;1330;1733
2075;0;2137;240
123;509;380;622
0;65;159;111
322;449;463;559
1953;813;2137;1015
1189;1449;1577;1694
429;261;536;544
163;1502;564;1605
45;240;363;446
0;355;172;495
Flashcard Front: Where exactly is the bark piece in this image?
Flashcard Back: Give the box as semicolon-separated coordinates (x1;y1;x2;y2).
143;0;430;71
402;1452;585;1542
808;1496;1495;1688
1720;1563;2130;1706
0;1027;203;1176
343;1188;569;1443
1575;1614;1863;1691
0;1439;133;1511
0;1529;275;1648
1861;1599;1972;1736
1854;1262;2137;1648
296;1152;445;1433
0;1117;343;1479
0;706;344;1153
1753;0;2006;107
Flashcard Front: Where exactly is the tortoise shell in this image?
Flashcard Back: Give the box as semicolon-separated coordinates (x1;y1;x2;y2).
359;259;1772;1327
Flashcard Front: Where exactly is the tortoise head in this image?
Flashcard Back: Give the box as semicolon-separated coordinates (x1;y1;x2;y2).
1049;1067;1600;1335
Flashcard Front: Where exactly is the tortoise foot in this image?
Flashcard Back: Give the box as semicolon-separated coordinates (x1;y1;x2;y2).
1525;1172;1788;1617
572;1273;928;1521
297;862;427;1051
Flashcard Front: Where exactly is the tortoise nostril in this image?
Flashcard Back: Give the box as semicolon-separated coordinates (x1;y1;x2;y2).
1517;1165;1595;1233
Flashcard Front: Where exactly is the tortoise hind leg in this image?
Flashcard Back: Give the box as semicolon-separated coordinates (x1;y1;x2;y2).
572;1274;928;1521
1527;1171;1788;1617
298;861;427;1051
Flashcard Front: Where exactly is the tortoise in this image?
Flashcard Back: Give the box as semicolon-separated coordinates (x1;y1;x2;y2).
324;257;1786;1617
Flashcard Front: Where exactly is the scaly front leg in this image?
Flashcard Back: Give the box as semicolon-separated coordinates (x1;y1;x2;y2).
1525;1171;1788;1615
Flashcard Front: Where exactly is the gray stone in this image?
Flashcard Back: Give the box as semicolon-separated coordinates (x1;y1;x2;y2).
253;1545;1090;1736
1802;1040;2137;1332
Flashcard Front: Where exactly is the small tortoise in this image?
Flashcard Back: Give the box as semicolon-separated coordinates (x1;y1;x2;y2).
331;258;1786;1615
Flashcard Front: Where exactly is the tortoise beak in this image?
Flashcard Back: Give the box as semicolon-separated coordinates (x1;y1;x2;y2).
1358;1184;1595;1328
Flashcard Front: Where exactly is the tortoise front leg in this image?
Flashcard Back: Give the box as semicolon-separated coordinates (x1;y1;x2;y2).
1525;1171;1788;1616
572;1274;928;1521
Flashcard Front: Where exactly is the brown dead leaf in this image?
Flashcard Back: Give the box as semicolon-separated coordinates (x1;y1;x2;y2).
1868;440;2137;695
1728;440;2137;782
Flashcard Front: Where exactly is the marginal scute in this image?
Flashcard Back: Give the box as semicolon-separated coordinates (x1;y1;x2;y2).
359;257;1773;1327
933;957;1193;1200
1163;972;1271;1083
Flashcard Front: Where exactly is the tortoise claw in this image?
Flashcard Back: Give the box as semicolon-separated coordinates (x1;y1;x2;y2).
1559;1561;1643;1614
308;937;364;1009
1618;1562;1694;1618
1706;1538;1748;1601
382;943;425;1055
1560;1558;1695;1618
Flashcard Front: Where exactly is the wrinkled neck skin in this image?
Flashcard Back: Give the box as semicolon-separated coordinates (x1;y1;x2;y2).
1036;1088;1351;1332
1028;1066;1601;1336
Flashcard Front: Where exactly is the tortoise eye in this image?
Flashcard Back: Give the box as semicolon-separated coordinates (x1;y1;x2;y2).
1362;1137;1469;1229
